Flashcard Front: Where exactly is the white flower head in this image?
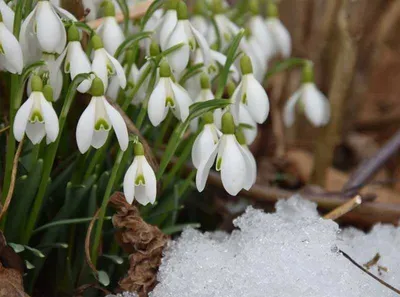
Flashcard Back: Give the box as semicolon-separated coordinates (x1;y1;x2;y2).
158;1;178;50
53;24;92;94
232;55;270;124
148;60;192;126
76;77;129;153
96;1;125;56
190;73;214;132
20;0;76;61
91;34;126;91
283;62;330;127
265;2;291;58
238;104;257;145
165;1;211;75
0;13;23;74
190;0;209;37
0;0;14;32
192;112;221;169
196;112;256;196
14;76;59;145
123;142;157;205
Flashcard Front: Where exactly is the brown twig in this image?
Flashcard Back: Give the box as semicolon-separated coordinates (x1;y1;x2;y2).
0;126;10;134
340;249;400;295
323;195;362;220
87;0;152;29
0;138;24;222
85;208;101;275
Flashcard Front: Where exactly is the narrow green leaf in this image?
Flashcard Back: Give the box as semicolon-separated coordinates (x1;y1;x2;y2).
36;243;69;250
140;0;165;30
24;245;45;258
188;99;231;122
179;63;205;85
114;31;153;59
266;58;307;79
115;0;130;35
9;243;25;253
74;21;95;36
21;60;46;83
162;223;201;235
97;270;110;286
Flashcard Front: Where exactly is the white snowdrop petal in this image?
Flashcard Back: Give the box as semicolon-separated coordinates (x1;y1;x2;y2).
0;24;23;74
231;82;243;125
103;97;129;151
76;98;96;153
166;21;190;75
159;10;178;50
92;50;110;90
148;79;168;127
141;157;157;204
68;42;92;93
40;94;59;143
171;82;192;122
106;51;127;89
91;130;108;149
303;84;330;127
26;122;46;144
135;185;149;206
36;1;66;54
123;159;138;204
283;87;302;127
0;0;15;32
239;105;257;145
106;76;120;101
244;75;270;124
192;125;218;169
13;97;34;141
267;18;292;58
190;15;208;37
196;143;219;192
19;7;41;64
54;5;77;21
97;17;124;56
210;50;240;82
190;23;211;67
220;136;246;196
239;145;257;190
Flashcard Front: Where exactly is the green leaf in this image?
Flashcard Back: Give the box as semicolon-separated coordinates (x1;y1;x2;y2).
9;243;25;253
179;63;205;86
24;245;45;258
115;0;130;35
162;223;201;235
36;243;69;250
140;0;165;30
215;29;245;98
21;60;46;83
114;31;153;59
74;21;95;36
102;254;124;265
97;270;110;286
266;58;307;79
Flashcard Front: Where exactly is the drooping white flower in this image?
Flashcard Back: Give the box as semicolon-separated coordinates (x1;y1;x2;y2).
238;104;257;145
76;77;128;153
190;0;209;37
283;83;330;128
190;73;214;132
147;60;192;126
235;127;257;190
196;112;256;196
232;55;270;124
165;1;211;75
0;0;14;32
0;14;23;74
192;112;221;169
240;36;267;82
14;76;59;144
53;24;92;93
107;63;139;102
123;142;157;205
90;35;126;91
158;1;178;50
20;0;75;61
265;2;291;58
96;1;125;56
27;53;63;101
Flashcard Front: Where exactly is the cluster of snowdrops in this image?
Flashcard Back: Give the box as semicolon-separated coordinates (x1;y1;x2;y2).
1;0;331;207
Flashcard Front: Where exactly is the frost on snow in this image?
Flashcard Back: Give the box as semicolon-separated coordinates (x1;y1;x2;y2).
146;196;400;297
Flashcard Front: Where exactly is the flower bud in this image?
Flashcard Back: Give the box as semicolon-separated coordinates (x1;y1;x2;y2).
102;0;116;17
149;41;161;56
91;35;104;50
67;24;80;42
90;77;105;96
177;1;188;20
240;55;253;75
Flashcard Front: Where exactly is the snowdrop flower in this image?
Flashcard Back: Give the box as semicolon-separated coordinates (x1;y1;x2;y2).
265;2;291;58
283;62;330;127
96;1;125;56
158;0;178;50
165;1;211;75
27;53;62;101
148;60;192;126
240;35;267;82
196;112;256;196
190;1;209;38
0;0;14;31
190;73;214;132
0;13;23;74
232;55;270;124
76;77;128;153
14;76;59;144
235;128;256;189
123;142;157;205
53;24;91;93
238;105;257;145
192;112;221;169
20;0;74;59
91;34;126;90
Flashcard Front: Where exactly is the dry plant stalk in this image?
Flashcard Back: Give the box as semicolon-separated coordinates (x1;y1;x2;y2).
110;192;168;297
323;195;362;220
311;0;358;186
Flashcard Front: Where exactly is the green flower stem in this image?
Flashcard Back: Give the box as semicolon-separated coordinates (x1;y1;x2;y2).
155;113;174;149
91;147;126;266
22;74;90;244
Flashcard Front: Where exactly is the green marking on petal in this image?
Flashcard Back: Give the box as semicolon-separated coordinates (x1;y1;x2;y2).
64;62;70;73
30;110;44;123
242;93;247;104
165;97;175;107
107;63;115;76
94;118;111;131
223;33;231;42
0;43;4;55
189;38;196;51
135;174;145;186
216;156;222;171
